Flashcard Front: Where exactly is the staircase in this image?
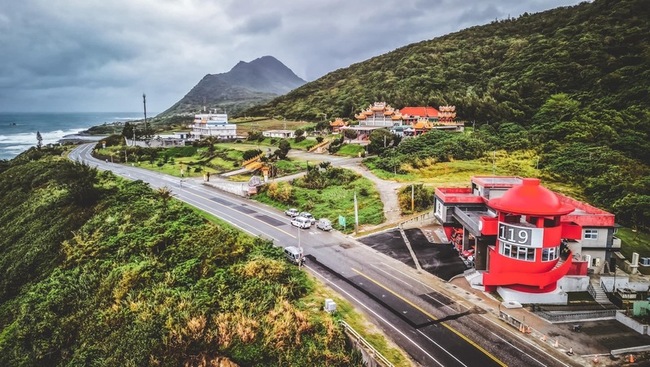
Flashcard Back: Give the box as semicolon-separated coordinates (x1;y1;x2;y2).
588;279;614;306
464;269;485;291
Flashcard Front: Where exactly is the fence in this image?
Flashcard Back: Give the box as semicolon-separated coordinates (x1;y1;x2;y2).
536;309;617;323
339;320;394;367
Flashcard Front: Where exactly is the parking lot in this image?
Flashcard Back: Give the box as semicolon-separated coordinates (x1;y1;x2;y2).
358;227;467;281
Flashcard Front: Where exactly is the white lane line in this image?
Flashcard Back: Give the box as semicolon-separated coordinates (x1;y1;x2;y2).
416;329;468;367
369;263;461;313
374;262;569;366
488;331;548;367
307;267;446;367
376;262;437;291
481;316;571;367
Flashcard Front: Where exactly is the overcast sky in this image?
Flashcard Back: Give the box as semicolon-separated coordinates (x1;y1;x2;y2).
0;0;585;113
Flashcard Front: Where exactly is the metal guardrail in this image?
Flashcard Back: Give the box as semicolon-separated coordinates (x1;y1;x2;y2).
587;283;597;299
536;309;617;322
339;320;394;367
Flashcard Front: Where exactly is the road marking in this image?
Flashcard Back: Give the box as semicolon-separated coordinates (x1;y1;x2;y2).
372;262;571;366
351;267;507;367
489;331;548;367
306;266;445;367
481;315;572;367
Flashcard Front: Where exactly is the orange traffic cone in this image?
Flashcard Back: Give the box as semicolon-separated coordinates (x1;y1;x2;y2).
526;326;532;334
629;354;635;363
592;355;599;364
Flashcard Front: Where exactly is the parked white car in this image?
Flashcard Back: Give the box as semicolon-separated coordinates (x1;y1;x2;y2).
291;216;312;229
316;218;332;231
285;208;299;217
298;212;316;225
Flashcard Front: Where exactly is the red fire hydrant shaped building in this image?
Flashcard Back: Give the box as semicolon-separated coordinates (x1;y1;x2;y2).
482;178;576;293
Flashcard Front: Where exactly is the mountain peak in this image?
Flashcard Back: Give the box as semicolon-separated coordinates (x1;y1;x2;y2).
162;56;306;116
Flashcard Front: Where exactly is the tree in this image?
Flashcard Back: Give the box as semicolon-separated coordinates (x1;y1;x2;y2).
121;122;136;142
276;139;290;159
36;131;43;150
367;129;394;155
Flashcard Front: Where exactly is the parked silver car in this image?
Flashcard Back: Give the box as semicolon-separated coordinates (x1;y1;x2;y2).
316;218;332;231
298;212;316;225
285;208;299;217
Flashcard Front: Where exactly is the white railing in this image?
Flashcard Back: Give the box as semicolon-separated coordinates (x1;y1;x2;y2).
339;320;394;367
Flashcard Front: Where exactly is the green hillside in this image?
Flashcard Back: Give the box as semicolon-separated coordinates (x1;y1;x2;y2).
246;0;648;124
245;0;649;231
0;149;361;366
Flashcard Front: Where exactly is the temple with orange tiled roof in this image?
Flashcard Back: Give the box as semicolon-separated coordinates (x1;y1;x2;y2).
329;118;347;133
400;106;439;124
354;102;402;127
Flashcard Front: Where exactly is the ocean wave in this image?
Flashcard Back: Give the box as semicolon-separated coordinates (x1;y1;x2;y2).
113;116;141;120
2;144;32;151
0;128;86;145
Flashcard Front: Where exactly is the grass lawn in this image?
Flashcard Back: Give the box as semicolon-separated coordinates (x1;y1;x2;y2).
337;144;366;157
617;227;650;259
232;117;314;136
254;174;384;233
364;150;584;198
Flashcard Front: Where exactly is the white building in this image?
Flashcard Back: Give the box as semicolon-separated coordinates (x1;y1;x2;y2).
190;113;237;139
262;130;296;139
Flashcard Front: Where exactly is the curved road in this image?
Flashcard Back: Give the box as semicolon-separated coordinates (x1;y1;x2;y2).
70;144;578;367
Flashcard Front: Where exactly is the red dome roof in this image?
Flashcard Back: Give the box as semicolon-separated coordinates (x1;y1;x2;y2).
488;178;574;216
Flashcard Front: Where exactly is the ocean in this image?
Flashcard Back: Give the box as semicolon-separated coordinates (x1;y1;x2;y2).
0;112;144;160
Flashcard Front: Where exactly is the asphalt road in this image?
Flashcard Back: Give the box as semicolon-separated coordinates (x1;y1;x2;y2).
69;144;579;367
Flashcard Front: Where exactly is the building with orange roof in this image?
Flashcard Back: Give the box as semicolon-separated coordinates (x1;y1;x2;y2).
400;106;439;124
329;118;347;133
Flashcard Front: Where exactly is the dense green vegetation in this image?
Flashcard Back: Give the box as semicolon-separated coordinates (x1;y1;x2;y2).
255;165;384;231
0;149;363;366
245;0;649;231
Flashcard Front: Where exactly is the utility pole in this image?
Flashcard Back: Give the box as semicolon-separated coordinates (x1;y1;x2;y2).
411;184;415;213
354;191;359;234
143;93;148;139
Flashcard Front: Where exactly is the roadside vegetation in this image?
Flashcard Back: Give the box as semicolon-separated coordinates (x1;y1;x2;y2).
255;164;384;232
0;148;398;366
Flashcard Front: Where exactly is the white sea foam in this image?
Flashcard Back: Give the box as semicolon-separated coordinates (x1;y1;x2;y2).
0;128;86;145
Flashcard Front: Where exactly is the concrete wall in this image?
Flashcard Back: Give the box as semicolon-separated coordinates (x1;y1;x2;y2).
601;276;650;292
616;311;649;335
558;276;589;292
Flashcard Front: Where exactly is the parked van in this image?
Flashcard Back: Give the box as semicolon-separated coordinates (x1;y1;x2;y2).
284;246;304;265
291;216;312;229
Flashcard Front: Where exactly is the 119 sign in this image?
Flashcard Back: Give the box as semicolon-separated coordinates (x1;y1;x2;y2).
498;222;543;248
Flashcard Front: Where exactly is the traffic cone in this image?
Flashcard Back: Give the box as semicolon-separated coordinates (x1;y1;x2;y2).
526;326;532;334
592;355;599;364
567;347;574;356
629;354;635;363
541;335;547;342
554;339;559;348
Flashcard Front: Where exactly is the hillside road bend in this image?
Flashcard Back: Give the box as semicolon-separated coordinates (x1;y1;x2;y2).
70;144;580;367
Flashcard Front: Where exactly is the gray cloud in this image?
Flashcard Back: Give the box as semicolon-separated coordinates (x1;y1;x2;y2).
0;0;586;113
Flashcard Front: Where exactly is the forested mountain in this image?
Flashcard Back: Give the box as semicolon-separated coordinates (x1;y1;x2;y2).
0;149;360;366
246;0;649;230
246;0;648;124
162;56;306;116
